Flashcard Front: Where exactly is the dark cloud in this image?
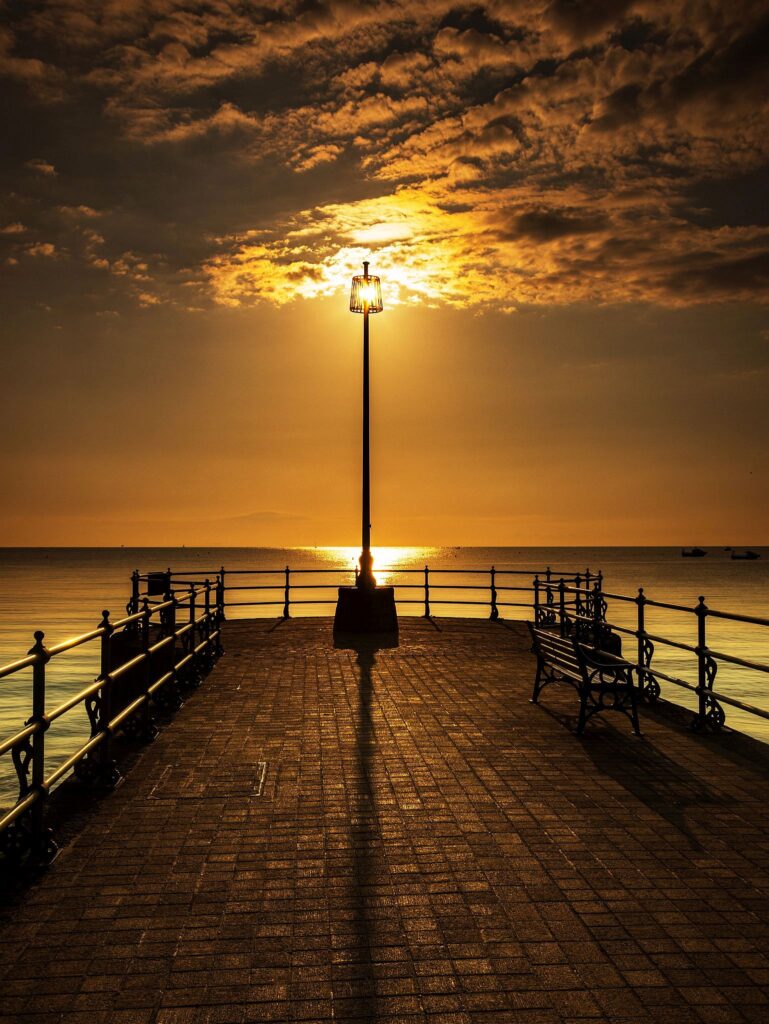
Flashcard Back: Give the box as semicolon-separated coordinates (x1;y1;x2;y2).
588;82;641;131
511;208;608;240
662;14;769;113
546;0;636;41
664;251;769;300
0;0;767;311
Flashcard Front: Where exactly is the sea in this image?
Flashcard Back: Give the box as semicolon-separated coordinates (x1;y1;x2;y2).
1;546;767;809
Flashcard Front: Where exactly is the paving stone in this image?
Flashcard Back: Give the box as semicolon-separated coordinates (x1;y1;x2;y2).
2;616;769;1023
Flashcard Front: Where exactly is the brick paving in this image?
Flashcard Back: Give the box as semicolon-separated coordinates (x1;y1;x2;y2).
2;616;769;1023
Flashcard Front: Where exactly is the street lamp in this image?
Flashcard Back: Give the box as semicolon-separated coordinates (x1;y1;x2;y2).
350;261;382;589
333;261;398;634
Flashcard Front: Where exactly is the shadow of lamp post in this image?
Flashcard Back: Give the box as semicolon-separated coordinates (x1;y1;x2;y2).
333;261;398;634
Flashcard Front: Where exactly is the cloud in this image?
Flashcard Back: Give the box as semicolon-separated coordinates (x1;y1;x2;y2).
1;0;767;313
507;209;609;241
292;143;344;173
1;222;26;234
25;242;57;257
227;510;305;524
433;26;521;71
57;204;101;218
0;25;62;96
546;0;636;42
25;158;57;176
203;183;769;310
661;250;769;302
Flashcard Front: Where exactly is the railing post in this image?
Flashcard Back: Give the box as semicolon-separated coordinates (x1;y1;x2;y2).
636;587;646;698
188;584;197;679
592;579;602;648
204;579;212;667
97;610;120;787
29;631;56;862
139;597;160;730
693;595;724;731
167;588;177;687
558;579;566;636
634;587;658;703
134;596;160;723
695;596;708;729
142;595;151;668
215;574;224;657
490;566;499;621
125;569;141;636
533;574;540;623
423;565;431;618
283;565;290;619
219;566;227;622
544;580;554;625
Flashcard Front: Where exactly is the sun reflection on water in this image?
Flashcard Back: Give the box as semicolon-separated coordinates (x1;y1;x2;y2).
312;546;437;585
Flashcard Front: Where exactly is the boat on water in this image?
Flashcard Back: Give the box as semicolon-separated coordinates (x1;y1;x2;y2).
731;550;761;560
681;547;707;557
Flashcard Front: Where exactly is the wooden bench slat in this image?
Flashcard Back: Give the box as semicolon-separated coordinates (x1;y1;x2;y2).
532;636;581;669
536;637;580;657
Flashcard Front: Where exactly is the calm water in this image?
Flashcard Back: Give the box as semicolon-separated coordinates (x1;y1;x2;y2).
1;546;767;808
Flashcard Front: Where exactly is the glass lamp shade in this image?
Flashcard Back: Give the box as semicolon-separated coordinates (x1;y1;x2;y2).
350;274;383;313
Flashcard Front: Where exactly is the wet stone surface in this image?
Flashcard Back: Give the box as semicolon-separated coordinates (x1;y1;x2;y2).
2;616;769;1023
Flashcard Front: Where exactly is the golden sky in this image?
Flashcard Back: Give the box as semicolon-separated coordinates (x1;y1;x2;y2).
1;0;768;545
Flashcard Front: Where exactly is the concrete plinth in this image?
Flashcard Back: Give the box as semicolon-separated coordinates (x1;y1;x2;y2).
333;585;398;634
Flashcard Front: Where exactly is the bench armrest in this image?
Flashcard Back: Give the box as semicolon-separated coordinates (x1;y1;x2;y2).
579;644;634;682
579;645;625;666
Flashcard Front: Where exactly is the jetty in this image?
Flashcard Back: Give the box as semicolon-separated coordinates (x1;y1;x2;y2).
2;568;769;1022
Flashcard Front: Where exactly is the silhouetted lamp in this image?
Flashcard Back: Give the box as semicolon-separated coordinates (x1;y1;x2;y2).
349;265;383;315
333;261;398;634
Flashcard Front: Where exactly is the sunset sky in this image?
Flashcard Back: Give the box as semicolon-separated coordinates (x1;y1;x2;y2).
1;0;767;546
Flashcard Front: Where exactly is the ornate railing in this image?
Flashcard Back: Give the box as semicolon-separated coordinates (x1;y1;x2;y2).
132;567;769;738
3;561;768;871
0;581;223;868
534;577;769;735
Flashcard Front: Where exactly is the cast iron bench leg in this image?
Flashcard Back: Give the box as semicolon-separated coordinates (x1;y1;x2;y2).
576;686;588;735
531;656;544;704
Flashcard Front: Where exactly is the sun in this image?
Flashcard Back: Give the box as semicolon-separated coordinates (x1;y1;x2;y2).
317;546;422;584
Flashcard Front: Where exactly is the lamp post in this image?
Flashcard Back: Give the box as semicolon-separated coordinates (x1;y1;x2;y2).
349;261;383;589
333;261;398;634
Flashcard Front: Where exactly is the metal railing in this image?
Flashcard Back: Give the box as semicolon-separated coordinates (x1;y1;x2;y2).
534;577;769;735
136;566;769;738
0;580;223;867
4;560;767;869
131;565;599;622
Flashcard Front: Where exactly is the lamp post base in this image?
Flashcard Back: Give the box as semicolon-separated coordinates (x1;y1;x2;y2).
333;586;398;634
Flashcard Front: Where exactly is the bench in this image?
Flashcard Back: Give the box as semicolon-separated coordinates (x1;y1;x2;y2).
528;623;641;736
